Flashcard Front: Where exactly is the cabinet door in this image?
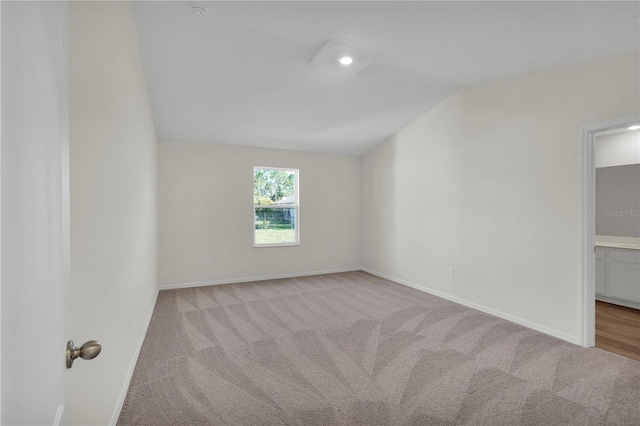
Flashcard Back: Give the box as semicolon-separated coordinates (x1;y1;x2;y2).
595;258;606;296
607;250;640;302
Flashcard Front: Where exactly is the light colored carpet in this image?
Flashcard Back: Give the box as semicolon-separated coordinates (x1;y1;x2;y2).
118;271;640;425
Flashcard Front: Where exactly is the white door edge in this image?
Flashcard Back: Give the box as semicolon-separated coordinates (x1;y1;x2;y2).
0;1;3;420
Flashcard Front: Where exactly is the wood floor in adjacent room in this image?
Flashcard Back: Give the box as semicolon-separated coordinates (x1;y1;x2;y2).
596;301;640;361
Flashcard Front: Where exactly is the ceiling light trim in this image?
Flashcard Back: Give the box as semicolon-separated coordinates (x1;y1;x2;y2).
309;40;373;76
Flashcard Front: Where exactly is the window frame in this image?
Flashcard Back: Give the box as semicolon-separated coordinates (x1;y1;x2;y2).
253;166;300;248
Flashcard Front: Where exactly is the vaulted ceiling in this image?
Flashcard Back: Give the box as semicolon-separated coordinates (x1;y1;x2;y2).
133;1;639;155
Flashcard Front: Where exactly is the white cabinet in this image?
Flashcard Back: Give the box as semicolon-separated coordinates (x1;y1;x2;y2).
608;250;640;302
595;264;606;296
596;246;640;308
595;248;606;296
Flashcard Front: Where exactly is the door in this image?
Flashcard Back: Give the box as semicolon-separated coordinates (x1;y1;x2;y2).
1;2;71;424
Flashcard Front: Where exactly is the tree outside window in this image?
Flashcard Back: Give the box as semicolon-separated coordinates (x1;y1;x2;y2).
254;167;299;246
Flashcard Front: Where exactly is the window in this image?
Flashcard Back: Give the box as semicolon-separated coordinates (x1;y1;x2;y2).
254;167;299;247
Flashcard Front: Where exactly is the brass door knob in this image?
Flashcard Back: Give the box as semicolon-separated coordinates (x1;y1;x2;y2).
66;340;101;369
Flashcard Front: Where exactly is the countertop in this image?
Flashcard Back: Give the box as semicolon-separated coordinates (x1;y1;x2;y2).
596;235;640;251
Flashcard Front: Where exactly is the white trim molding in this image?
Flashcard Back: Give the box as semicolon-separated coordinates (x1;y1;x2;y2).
160;267;362;290
579;114;639;348
0;2;3;420
109;288;160;426
596;295;640;311
363;268;581;346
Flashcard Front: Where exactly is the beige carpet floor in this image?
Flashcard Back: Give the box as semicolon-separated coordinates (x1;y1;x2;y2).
118;271;640;425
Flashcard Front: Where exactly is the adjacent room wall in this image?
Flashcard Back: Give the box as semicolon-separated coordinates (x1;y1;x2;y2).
362;52;639;343
596;164;640;238
70;2;157;424
595;130;640;168
595;130;640;238
158;141;361;287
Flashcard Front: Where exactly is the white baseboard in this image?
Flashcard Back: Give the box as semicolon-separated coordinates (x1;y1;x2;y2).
596;295;640;310
159;267;363;290
363;268;581;346
109;287;160;426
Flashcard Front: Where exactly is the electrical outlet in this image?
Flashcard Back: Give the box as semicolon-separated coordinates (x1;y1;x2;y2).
331;249;337;256
204;257;212;266
448;267;454;277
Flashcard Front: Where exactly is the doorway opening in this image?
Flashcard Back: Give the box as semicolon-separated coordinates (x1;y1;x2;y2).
581;114;640;359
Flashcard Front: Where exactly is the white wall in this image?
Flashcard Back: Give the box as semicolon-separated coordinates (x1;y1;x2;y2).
69;2;157;424
1;2;69;424
595;129;640;168
362;52;639;343
158;141;361;287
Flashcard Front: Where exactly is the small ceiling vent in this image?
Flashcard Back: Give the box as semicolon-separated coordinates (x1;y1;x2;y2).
191;5;209;17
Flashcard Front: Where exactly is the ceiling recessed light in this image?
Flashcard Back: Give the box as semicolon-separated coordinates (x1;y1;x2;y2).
628;125;640;130
339;56;353;65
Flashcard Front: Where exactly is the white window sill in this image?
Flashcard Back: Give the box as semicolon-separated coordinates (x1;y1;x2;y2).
254;242;299;248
